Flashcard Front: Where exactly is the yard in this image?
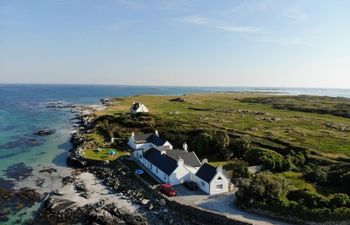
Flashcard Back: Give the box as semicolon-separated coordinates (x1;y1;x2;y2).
83;148;129;161
121;158;159;186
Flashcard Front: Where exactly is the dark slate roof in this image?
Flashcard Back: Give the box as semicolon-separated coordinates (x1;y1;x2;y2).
166;150;201;168
134;133;167;146
131;102;141;110
143;148;178;175
143;148;202;175
195;163;217;183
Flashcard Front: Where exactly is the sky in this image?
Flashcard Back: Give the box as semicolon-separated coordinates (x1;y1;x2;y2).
0;0;349;88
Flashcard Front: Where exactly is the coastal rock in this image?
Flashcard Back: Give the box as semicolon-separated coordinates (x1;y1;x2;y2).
39;167;58;174
4;162;33;181
0;136;43;149
170;97;186;102
89;208;125;225
34;129;56;136
62;176;75;186
44;197;77;213
16;188;41;202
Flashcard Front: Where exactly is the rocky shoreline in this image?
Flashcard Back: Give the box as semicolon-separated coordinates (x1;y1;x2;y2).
31;101;209;225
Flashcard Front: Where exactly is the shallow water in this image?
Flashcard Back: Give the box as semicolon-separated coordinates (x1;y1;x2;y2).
0;84;349;224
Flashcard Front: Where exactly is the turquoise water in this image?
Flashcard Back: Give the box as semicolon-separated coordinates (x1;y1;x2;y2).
0;84;349;224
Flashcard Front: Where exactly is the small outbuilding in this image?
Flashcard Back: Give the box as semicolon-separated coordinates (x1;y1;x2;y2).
195;163;229;195
130;102;149;114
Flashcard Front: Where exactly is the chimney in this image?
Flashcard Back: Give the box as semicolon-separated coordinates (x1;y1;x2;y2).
183;142;188;152
177;156;184;167
160;150;166;155
216;165;223;173
201;158;208;164
155;129;159;137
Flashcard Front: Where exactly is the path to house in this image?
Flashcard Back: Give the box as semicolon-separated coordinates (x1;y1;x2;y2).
173;185;294;225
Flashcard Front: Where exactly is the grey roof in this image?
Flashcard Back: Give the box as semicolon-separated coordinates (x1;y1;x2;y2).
143;148;202;175
166;150;201;168
195;163;217;183
131;102;141;111
134;133;167;146
143;148;178;175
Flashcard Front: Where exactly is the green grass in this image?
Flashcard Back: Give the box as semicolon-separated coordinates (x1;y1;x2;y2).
122;159;159;185
209;160;237;170
279;171;316;191
98;93;350;157
83;148;129;161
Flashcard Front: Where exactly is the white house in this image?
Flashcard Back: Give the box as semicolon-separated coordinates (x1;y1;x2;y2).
141;147;202;185
195;161;229;195
130;102;149;114
128;131;173;159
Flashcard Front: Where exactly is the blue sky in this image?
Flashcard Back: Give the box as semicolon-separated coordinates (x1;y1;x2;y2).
0;0;349;88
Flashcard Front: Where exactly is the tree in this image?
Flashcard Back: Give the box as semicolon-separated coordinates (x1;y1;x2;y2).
236;172;290;205
190;133;213;158
213;131;231;160
230;136;251;158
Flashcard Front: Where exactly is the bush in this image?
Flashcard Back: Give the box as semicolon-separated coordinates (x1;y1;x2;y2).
236;172;290;204
231;161;250;179
230;136;251;158
329;193;350;208
304;166;328;185
244;147;286;172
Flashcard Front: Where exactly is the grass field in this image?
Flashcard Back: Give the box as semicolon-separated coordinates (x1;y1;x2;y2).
98;93;350;157
83;148;129;161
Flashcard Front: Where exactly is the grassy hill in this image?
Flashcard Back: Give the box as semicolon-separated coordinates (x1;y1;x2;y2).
98;93;350;157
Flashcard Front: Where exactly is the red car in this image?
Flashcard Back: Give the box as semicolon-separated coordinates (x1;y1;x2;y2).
160;183;176;197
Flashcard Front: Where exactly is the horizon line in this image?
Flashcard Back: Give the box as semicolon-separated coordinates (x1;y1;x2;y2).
0;82;349;90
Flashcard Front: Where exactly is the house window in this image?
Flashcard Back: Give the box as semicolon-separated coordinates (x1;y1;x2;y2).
216;184;223;190
217;176;222;180
150;164;153;170
156;168;158;173
164;174;167;180
201;181;205;187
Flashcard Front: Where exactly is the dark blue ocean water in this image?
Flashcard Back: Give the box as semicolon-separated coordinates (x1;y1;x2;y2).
0;84;349;224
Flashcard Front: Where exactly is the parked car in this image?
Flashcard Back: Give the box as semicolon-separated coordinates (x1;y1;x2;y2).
183;181;198;191
160;183;176;197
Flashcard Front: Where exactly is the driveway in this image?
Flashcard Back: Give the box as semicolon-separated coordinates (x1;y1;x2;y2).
172;185;294;225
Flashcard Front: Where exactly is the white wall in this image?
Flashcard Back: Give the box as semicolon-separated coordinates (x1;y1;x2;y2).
208;172;229;195
169;166;192;185
195;177;210;194
131;104;149;114
128;137;173;151
142;158;169;183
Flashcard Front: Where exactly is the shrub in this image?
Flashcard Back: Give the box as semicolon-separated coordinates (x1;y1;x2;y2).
236;172;290;205
244;147;286;171
329;193;350;208
230;136;251;158
304;166;328;185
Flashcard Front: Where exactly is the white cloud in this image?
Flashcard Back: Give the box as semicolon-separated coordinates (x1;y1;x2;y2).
283;9;308;23
180;15;209;25
179;15;263;33
217;26;263;33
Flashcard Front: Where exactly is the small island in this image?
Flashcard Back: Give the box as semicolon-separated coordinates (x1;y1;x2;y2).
59;92;350;225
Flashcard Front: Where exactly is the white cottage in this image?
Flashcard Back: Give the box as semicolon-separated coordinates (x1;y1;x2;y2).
130;102;149;114
141;147;202;185
195;162;229;195
128;131;173;159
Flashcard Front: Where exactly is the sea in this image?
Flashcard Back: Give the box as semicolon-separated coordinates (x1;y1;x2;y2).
0;84;349;224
